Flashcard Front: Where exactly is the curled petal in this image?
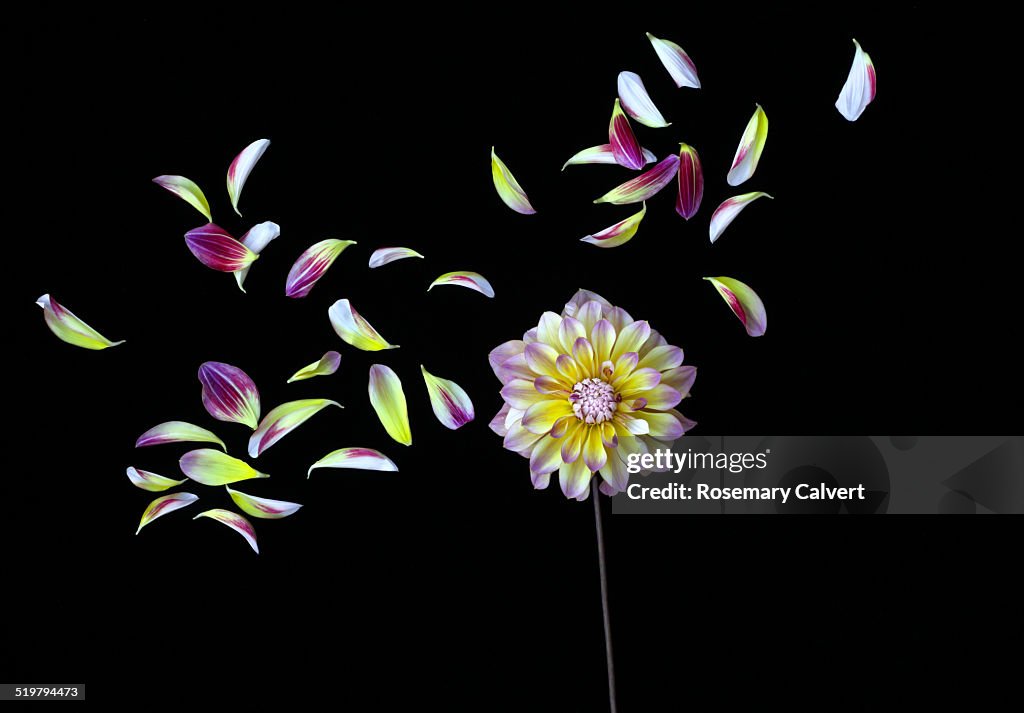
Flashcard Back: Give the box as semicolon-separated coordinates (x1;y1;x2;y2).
198;361;261;429
705;276;767;337
152;175;211;221
193;509;258;553
307;447;399;477
136;421;226;451
609;98;645;170
836;39;877;121
421;365;475;430
180;448;269;485
617;71;670;128
184;224;258;272
369;247;424;268
227;138;270;216
559;458;592;500
136;492;198;534
581;203;647;248
126;466;186;492
226;486;302;519
594;155;680;205
647;32;701;89
562;144;657;170
36;294;124;350
709;192;773;244
675;143;704;220
328;299;399;351
491;147;536;214
489;405;512;437
287;351;341;383
428;271;495;298
235;221;281;292
368;365;412;446
285;239;357;298
727;104;769;186
248;399;343;458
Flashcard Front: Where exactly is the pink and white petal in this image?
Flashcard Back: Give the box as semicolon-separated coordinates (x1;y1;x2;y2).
575;301;605;333
675;143;704;220
709;192;773;244
594;155;680;205
633;411;686;440
307;447;399;477
726;105;769;186
522;399;574;435
641;384;683;410
489;405;512;436
184;224;258;272
705;276;767;337
193;509;259;553
637;345;684;372
558;458;593;500
563;290;615;318
491;147;536;214
609;98;645;170
836;39;877;121
36;294;125;350
135;421;226;451
421;365;475;430
524;342;562;378
368;247;425;268
531;467;551;490
227;138;270;216
126;467;186;492
328;299;399;351
500;378;548;410
428;271;495;298
153;175;211;221
530;436;564;475
581;203;647;248
226;486;302;519
367;365;411;446
617;71;670;128
660;365;697;396
590;319;616;364
248;399;343;457
647;32;700;88
234;221;281;292
180;448;269;485
557;317;586;355
562;144;658;170
136;492;199;534
285;239;357;298
582;426;608;472
611;320;652;361
495;352;534;385
287;351;341;383
489;340;526;375
605;306;634;332
199;361;261;429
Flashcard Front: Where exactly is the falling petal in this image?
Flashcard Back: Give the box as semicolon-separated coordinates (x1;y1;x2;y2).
193;509;259;553
675;143;704;220
647;32;701;89
617;71;670;128
727;104;769;186
368;247;424;268
226;138;270;216
421;365;475;430
307;447;399;477
152;175;211;221
179;448;269;485
36;294;124;350
491;147;536;215
284;239;357;298
184;224;258;272
328;299;399;351
248;399;343;458
198;361;261;429
836;39;877;121
126;466;186;492
581;203;647;248
428;271;495;298
234;221;281;292
286;351;341;383
609;98;645;170
705;276;767;337
562;144;657;170
136;492;198;534
594;155;680;205
368;364;412;446
225;486;302;519
136;421;227;451
709;192;773;244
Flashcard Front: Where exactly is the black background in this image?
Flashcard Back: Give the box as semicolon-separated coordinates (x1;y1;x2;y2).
6;7;1020;710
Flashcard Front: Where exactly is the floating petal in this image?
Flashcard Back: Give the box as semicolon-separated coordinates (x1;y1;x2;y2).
284;239;356;298
225;486;302;519
234;221;281;291
428;271;495;298
705;276;767;337
421;365;475;430
135;421;226;450
286;351;341;383
198;361;261;429
609;98;645;170
193;509;259;553
248;399;343;458
179;448;269;485
709;192;773;244
727;104;768;186
368;247;424;268
617;71;670;128
647;32;701;89
36;294;124;350
226;138;270;216
152;175;211;221
675;143;704;220
836;39;877;121
594;155;679;205
136;492;198;534
307;447;399;477
368;364;412;446
126;466;186;492
491;147;536;214
328;299;399;351
184;224;258;272
581;203;647;248
562;144;657;170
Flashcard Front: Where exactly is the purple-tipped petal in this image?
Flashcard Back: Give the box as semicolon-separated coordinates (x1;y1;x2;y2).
368;247;424;268
581;203;647;248
285;239;357;298
135;421;226;451
248;399;343;458
184;224;258;272
126;466;186;492
709;192;773;244
307;447;399;477
36;294;124;350
491;147;536;214
421;365;475;430
609;99;645;170
286;351;341;383
647;32;701;89
193;508;259;553
562;144;658;170
227;138;270;217
594;155;680;205
153;175;211;221
225;486;302;520
136;492;199;534
727;105;769;186
428;271;495;298
675;143;704;220
198;361;261;429
617;71;671;128
705;276;767;337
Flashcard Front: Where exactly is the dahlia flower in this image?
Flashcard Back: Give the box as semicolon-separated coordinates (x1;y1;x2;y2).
489;289;696;499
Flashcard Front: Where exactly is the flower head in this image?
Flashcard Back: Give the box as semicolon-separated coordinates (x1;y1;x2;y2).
489;290;696;500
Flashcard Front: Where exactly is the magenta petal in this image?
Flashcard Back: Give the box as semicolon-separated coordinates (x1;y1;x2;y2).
609;99;645;170
184;224;257;272
198;361;262;429
594;155;680;205
675;143;704;220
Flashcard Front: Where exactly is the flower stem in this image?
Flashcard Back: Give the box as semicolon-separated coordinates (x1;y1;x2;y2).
592;479;617;713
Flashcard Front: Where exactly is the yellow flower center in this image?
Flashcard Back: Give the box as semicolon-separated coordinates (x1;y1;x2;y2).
569;378;618;424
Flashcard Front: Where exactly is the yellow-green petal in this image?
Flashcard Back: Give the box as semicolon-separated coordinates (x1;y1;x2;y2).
368;364;412;446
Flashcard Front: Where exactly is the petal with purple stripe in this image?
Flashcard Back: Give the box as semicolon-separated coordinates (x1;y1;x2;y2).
248;399;343;458
562;144;657;170
180;449;269;485
136;492;198;534
709;192;773;244
135;421;226;451
307;447;399;477
705;276;767;337
193;509;259;553
369;247;424;268
227;138;270;216
234;221;281;292
184;224;258;272
491;147;536;214
647;32;701;89
126;466;186;492
609;98;645;170
421;365;475;430
198;361;261;429
581;203;646;248
286;351;341;383
36;294;124;350
594;155;680;205
328;299;399;351
152;175;211;221
428;271;495;298
225;486;302;519
727;104;769;186
285;239;357;298
836;39;877;121
675;143;703;220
